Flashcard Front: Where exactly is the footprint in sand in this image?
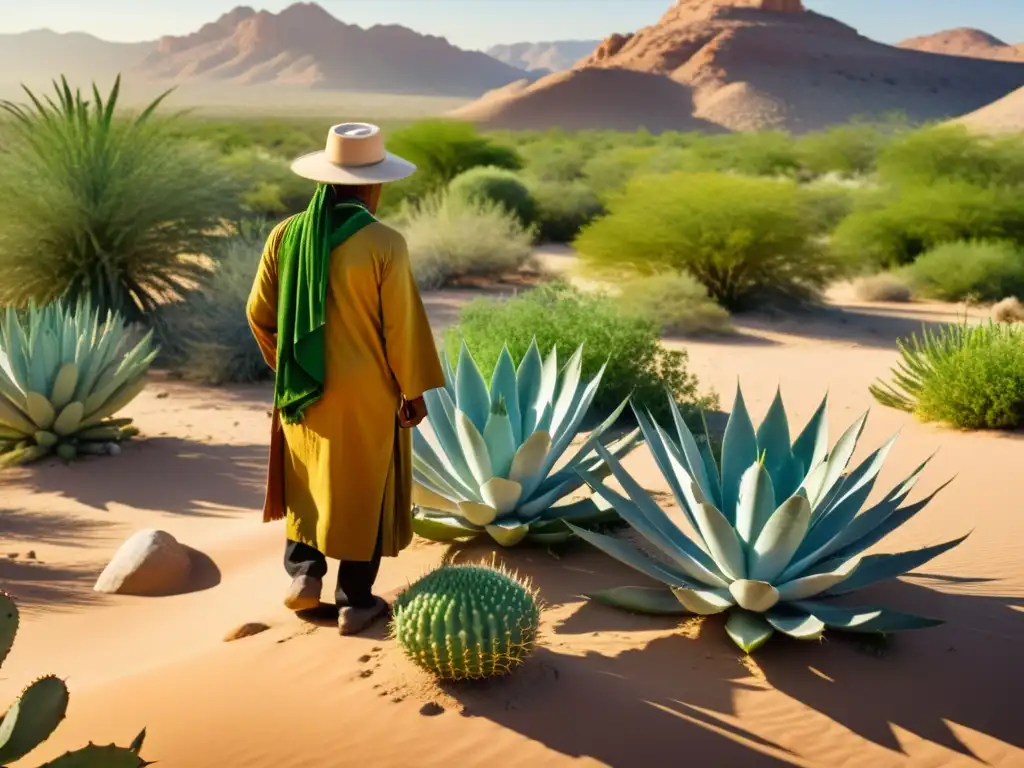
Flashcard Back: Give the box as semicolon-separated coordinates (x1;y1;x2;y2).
223;622;271;642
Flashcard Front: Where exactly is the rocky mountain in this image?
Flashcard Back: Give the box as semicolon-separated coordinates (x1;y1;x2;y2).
134;2;529;96
898;28;1024;62
486;40;601;73
0;30;155;87
451;0;1024;133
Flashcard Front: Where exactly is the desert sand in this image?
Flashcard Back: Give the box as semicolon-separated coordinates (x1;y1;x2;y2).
1;252;1022;768
950;86;1024;134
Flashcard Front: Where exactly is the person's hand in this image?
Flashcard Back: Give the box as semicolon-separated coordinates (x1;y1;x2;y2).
398;395;428;429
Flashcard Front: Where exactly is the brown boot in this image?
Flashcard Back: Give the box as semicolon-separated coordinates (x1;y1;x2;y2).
284;575;322;612
338;596;389;636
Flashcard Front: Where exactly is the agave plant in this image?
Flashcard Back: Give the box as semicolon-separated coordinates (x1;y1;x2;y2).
412;339;642;546
0;300;156;467
568;386;969;652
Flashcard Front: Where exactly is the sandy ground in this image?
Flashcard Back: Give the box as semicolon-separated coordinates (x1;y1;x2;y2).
1;256;1022;768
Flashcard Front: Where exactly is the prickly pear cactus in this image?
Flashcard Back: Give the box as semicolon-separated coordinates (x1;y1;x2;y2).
391;563;541;680
0;591;149;767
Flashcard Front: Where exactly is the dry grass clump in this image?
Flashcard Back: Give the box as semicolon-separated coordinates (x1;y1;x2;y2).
992;296;1024;324
852;273;913;303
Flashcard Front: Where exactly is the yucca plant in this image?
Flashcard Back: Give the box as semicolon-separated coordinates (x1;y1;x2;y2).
0;299;156;467
0;75;244;324
569;386;968;653
412;339;641;546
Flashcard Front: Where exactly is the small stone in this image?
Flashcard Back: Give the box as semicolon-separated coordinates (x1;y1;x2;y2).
359;669;374;678
6;553;18;559
419;702;444;717
391;695;405;703
25;551;35;560
223;622;271;642
94;529;193;596
156;392;169;399
358;654;372;663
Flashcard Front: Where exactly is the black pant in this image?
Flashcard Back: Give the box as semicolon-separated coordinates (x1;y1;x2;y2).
284;520;383;609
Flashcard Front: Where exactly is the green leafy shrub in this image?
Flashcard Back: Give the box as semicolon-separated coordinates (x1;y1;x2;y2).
831;181;1024;269
581;145;690;198
877;125;1024;188
796;124;888;178
390;194;534;289
903;240;1024;303
870;322;1024;429
448;166;537;227
575;172;836;309
443;282;717;422
682;132;804;178
0;76;244;324
219;148;315;217
616;272;733;336
526;178;605;243
852;273;913;303
157;222;271;386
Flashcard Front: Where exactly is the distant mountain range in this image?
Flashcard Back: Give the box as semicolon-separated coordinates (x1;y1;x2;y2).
898;28;1024;62
486;40;600;74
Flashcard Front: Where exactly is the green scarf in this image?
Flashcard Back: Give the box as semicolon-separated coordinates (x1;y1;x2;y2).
274;184;377;424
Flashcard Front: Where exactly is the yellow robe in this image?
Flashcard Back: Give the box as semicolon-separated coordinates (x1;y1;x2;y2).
246;217;446;561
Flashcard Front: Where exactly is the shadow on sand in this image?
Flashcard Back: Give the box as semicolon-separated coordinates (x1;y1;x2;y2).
11;437;268;517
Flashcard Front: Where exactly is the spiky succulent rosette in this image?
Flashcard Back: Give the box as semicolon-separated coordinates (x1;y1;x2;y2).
568;387;969;653
412;339;642;547
0;300;155;468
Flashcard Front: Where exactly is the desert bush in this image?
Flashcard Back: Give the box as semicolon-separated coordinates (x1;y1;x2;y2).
575;172;836;310
993;296;1024;324
870;322;1024;430
0;76;244;323
615;272;733;336
390;193;534;289
220;147;315;217
448;166;537;226
877;125;1024;188
581;145;692;198
157;221;271;385
902;240;1024;303
525;178;605;243
852;273;913;303
796;124;889;178
831;181;1024;269
682;131;804;178
443;281;718;422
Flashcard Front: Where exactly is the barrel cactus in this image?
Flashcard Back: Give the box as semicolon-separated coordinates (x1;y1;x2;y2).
0;300;155;468
391;563;541;680
0;591;149;766
412;339;641;547
569;387;969;653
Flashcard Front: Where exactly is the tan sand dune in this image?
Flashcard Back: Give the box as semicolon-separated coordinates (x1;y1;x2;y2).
898;28;1024;63
452;0;1024;133
950;86;1024;134
2;271;1023;767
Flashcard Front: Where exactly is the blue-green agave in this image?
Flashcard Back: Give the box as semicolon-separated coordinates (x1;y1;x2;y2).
568;387;969;653
412;339;641;546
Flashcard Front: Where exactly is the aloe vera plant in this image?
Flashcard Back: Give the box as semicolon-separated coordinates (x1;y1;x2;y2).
0;300;156;468
0;591;150;766
569;386;969;652
412;339;641;546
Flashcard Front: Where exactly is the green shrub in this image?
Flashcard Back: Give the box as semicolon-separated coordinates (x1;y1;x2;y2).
157;221;271;385
831;181;1024;269
902;240;1024;303
852;273;913;303
581;145;690;198
448;166;537;227
870;322;1024;429
682;132;804;178
0;76;244;324
575;172;835;309
443;281;718;422
389;193;534;289
219;148;315;217
526;178;605;243
877;125;1024;188
796;124;888;178
616;272;733;336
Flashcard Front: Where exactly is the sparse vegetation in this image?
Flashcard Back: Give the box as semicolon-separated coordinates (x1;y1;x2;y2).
903;240;1024;303
524;178;604;243
448;166;537;227
853;273;913;303
615;272;734;336
993;296;1024;324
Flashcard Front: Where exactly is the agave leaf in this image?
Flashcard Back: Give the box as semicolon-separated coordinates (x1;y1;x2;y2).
812;411;868;509
792;600;944;632
588;586;692;615
562;393;632;471
412;514;481;542
440;347;457;400
632;407;704;537
480;477;523;517
671;586;734;614
728;579;780;612
808;432;899;532
482;407;517;478
798;459;830;509
534;344;559;433
412;429;478;501
455;342;491;434
455;410;494;487
719;384;759;523
765;609;826;640
775;555;861;602
791;392;829;475
667;395;716;505
516;338;544;435
565;523;700;589
539;494;616;524
756;388;797;495
550;344;584;437
748;494;812;582
412;472;461;512
509;430;552;484
457;501;499;526
528;530;575;545
517;477;573;518
696;410;722;505
692;501;747;580
421;389;476;490
649;418;714;547
413;459;467;505
823;534;970;597
486;520;531;547
489;346;522;445
734;462;776;547
725;610;775;653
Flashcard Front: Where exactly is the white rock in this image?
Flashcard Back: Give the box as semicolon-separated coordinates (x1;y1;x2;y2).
94;529;192;596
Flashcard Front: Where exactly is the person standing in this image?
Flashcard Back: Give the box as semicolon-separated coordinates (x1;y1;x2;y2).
246;122;445;635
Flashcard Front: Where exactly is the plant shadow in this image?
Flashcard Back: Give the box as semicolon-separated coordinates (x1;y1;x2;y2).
9;438;268;517
0;558;103;613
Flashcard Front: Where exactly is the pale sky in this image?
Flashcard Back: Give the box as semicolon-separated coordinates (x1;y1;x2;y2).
2;0;1023;50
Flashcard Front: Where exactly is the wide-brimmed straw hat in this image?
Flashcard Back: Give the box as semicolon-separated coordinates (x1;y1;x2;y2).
290;122;415;185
